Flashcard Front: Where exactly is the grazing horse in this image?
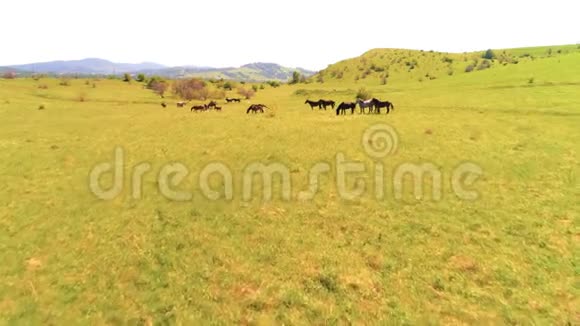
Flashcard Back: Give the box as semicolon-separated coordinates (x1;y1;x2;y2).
336;102;356;115
356;98;375;114
161;102;167;108
304;99;322;110
207;101;217;108
191;105;205;112
320;99;336;110
371;98;395;114
176;101;187;108
246;104;268;114
214;106;222;111
226;97;241;103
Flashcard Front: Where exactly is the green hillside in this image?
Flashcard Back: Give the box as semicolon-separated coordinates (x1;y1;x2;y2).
313;44;580;86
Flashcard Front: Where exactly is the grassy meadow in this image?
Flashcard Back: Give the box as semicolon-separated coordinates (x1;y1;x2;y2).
0;46;579;324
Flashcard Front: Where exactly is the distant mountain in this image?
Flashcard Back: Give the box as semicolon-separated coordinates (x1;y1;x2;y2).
1;59;316;82
138;62;315;81
3;58;166;75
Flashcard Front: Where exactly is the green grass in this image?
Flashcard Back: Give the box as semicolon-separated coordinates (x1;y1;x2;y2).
0;46;579;324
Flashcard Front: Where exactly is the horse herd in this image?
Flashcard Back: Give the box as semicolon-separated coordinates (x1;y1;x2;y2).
161;100;268;114
160;97;395;116
305;98;395;115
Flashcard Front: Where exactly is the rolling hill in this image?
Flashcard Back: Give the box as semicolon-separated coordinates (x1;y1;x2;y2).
1;59;315;82
312;44;580;86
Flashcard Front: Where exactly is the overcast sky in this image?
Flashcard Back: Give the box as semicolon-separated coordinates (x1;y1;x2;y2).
1;0;578;70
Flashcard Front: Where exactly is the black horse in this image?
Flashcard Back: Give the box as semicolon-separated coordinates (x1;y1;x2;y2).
336;102;356;115
226;97;241;103
161;102;167;108
320;99;336;110
304;99;322;110
191;105;205;112
371;98;395;114
247;104;268;114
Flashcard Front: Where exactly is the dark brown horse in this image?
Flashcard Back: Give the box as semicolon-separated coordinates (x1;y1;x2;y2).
371;98;395;114
226;97;241;103
191;105;205;112
336;102;356;115
247;104;268;114
304;99;322;110
320;99;336;110
161;102;167;108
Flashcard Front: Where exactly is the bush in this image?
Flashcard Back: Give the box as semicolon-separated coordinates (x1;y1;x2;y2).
355;87;372;100
528;77;534;84
380;76;388;85
252;84;259;92
136;73;146;82
77;92;88;102
465;64;475;73
482;49;495;60
237;87;255;99
172;78;206;100
267;81;280;88
2;71;16;79
223;81;234;90
37;84;48;89
123;73;131;82
289;71;303;84
477;59;491;70
147;76;168;97
59;79;71;86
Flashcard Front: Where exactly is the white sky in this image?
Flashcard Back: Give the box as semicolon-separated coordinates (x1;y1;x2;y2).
1;0;578;70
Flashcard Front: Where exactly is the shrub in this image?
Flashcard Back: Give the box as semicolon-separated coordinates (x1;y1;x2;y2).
223;81;233;90
442;57;454;64
267;81;280;88
38;84;48;89
237;87;255;99
123;73;131;82
477;59;491;70
147;76;168;97
380;76;388;85
355;87;372;100
465;64;475;73
172;78;206;100
289;71;300;84
252;84;259;92
136;73;146;82
447;69;454;76
2;71;16;79
78;92;88;102
482;49;495;60
528;77;534;84
59;79;71;86
38;104;45;110
316;74;324;83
